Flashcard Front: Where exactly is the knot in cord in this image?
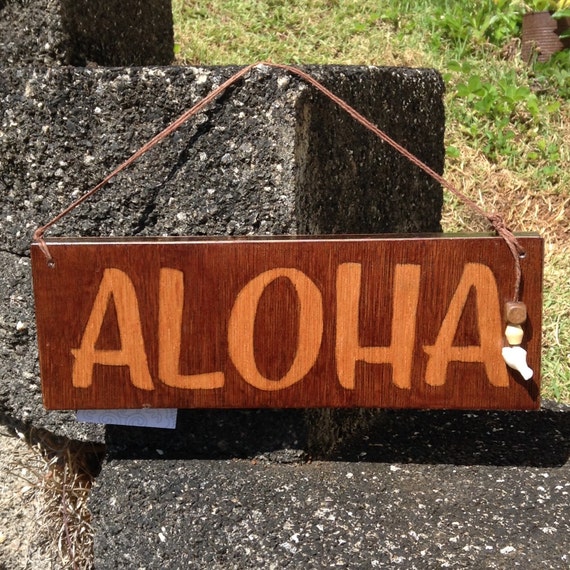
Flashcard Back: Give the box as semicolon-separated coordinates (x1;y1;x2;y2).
487;213;526;258
487;213;524;301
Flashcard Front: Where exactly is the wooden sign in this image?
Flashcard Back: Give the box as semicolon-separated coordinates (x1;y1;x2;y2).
31;233;543;411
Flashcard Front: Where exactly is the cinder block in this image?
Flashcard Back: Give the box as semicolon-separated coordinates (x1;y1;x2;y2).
59;0;174;66
0;0;173;66
0;64;444;442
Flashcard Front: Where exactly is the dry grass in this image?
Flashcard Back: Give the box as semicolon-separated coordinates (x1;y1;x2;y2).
442;140;569;242
27;430;103;570
0;424;104;570
0;425;45;569
171;0;447;69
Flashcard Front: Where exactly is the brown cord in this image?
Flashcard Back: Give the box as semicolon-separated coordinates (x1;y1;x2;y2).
32;62;526;300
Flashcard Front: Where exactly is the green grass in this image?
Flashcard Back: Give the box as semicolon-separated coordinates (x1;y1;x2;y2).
172;0;570;402
543;252;570;401
173;0;403;65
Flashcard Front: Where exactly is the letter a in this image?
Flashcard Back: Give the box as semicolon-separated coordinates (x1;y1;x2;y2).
423;263;509;387
71;268;154;390
336;263;421;390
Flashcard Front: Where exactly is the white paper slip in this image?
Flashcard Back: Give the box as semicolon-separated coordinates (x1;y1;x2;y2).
76;408;177;429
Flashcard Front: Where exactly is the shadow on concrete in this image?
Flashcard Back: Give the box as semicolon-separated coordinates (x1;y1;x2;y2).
105;402;569;468
332;404;569;467
105;409;309;462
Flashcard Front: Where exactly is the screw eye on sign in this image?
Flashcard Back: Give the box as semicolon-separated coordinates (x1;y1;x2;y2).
31;233;542;411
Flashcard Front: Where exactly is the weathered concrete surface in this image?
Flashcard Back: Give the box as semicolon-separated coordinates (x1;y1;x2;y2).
0;0;173;66
0;65;444;442
0;0;66;66
59;0;174;66
91;402;570;568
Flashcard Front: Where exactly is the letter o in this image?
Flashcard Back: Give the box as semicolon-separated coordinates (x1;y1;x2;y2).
228;268;323;391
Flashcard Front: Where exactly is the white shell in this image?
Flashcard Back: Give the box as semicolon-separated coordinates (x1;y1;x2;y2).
502;346;533;380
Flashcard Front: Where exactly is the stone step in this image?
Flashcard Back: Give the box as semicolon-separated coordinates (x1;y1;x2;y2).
90;402;570;568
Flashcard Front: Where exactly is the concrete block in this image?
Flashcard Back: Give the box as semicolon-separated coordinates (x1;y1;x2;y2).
90;404;570;568
59;0;174;66
0;65;444;442
0;0;65;65
0;0;173;66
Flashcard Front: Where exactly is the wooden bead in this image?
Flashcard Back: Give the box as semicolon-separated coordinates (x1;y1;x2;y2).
505;324;524;346
505;301;527;325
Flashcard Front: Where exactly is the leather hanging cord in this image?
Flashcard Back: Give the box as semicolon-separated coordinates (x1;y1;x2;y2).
32;62;526;300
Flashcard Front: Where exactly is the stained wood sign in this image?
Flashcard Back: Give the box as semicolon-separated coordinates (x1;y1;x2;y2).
31;233;543;411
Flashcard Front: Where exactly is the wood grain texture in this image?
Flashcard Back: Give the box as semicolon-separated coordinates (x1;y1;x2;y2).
31;233;543;411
